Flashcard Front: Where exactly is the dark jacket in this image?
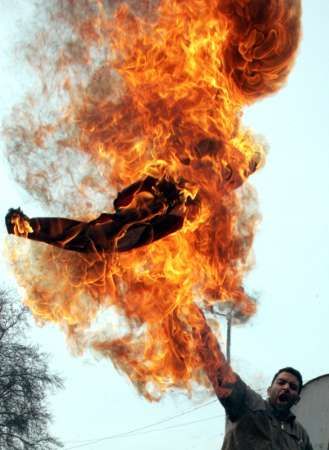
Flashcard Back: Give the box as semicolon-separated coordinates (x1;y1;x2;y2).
220;376;313;450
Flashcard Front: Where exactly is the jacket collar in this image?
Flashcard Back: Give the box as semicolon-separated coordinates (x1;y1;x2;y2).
266;400;296;423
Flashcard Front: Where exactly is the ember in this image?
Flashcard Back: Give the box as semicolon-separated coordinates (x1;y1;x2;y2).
4;0;301;400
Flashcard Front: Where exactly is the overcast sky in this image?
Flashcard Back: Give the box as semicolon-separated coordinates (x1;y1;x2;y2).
0;1;329;450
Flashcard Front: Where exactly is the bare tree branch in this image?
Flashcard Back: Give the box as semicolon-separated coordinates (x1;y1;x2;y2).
0;289;63;449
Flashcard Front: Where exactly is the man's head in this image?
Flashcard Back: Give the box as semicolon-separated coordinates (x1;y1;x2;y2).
267;367;303;413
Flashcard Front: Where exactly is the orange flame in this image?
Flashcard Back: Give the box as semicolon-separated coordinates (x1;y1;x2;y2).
4;0;301;400
10;213;33;238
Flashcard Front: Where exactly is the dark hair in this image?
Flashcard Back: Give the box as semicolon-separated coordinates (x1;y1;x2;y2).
271;367;303;394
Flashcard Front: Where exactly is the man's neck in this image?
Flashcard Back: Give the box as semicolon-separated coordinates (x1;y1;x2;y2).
268;401;294;421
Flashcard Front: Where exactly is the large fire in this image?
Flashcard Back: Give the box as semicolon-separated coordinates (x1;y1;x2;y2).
4;0;301;400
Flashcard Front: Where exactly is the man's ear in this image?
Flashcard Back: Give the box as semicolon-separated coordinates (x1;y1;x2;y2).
267;386;271;398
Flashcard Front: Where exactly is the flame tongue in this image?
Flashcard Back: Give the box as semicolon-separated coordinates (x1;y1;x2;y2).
6;209;33;238
4;0;301;399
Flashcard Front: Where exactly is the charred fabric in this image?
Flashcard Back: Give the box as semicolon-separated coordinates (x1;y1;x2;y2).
6;175;199;253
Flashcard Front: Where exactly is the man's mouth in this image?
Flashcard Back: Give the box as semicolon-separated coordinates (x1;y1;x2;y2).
278;393;290;403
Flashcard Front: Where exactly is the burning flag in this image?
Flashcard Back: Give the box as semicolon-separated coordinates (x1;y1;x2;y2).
3;0;301;400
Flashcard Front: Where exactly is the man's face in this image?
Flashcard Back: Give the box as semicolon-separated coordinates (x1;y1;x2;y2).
267;371;300;412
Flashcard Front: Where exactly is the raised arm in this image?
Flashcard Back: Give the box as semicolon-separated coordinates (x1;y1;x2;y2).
195;316;237;398
195;311;263;422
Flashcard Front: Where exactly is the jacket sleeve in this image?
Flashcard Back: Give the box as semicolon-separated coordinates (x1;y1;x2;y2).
195;314;265;421
220;376;265;422
303;431;313;450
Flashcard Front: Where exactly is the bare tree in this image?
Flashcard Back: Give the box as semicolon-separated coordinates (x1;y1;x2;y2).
0;289;63;449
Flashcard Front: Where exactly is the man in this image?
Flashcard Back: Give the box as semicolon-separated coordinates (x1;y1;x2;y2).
196;318;313;450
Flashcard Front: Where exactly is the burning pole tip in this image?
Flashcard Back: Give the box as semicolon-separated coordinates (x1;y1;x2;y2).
5;176;198;254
